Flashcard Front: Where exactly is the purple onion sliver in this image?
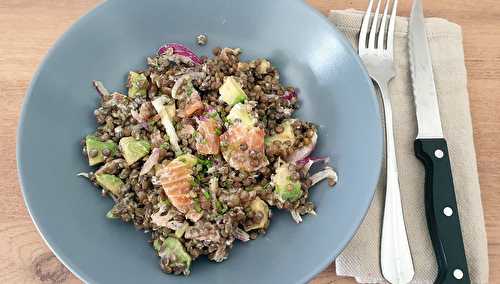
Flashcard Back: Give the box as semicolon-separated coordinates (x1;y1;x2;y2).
158;43;203;64
283;90;297;101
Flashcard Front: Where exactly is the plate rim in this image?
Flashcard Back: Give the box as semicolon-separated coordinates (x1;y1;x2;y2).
16;0;382;283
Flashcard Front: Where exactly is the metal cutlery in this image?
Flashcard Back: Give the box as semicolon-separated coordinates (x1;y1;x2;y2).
358;1;415;283
409;0;470;283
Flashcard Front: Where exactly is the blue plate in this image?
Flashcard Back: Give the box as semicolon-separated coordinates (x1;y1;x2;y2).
17;0;382;283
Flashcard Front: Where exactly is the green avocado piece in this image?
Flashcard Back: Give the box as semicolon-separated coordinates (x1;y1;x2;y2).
174;153;198;167
226;103;257;127
128;71;149;98
272;162;302;202
256;59;271;74
245;197;270;231
265;119;295;146
96;174;124;196
219;76;247;106
85;135;118;166
119;137;151;165
159;237;192;273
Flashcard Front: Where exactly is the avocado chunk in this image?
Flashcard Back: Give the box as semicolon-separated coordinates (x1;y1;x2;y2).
265;119;295;146
85;135;118;166
219;76;247;106
119;137;151;165
96;174;124;196
174;153;198;167
226;103;257;127
272;161;302;202
256;59;271;74
158;237;192;275
127;71;149;98
245;197;270;231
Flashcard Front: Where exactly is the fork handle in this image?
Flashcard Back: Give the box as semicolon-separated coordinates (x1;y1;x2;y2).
378;82;415;284
414;139;470;284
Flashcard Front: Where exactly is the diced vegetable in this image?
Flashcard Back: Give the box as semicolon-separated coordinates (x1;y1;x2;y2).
152;96;182;155
175;223;189;238
296;156;330;175
287;131;317;164
85;135;118;166
93;80;110;97
310;167;338;187
165;103;176;119
226;103;257;127
140;148;160;176
219;76;247;106
158;43;203;65
96;174;124;196
256;59;271;74
272;161;302;202
174;153;198;167
282;89;297;101
158;237;192;275
127;71;148;98
245;197;270;231
265;119;295;146
106;205;120;219
119;137;151;165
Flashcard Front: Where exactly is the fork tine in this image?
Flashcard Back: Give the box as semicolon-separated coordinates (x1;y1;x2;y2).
378;0;390;50
368;0;382;49
387;0;398;54
359;0;374;51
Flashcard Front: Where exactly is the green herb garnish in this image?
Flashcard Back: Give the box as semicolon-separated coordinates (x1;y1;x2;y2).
203;190;211;200
193;198;202;213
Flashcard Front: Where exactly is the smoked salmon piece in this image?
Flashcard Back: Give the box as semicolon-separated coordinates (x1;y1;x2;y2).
195;117;220;155
220;123;269;172
178;92;204;118
157;155;197;213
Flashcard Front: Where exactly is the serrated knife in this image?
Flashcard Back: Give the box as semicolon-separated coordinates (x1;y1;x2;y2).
409;0;470;283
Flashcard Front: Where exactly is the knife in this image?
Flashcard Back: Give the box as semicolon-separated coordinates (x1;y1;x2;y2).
408;0;470;283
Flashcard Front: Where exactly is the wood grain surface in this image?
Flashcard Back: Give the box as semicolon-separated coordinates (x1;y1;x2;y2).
0;0;497;283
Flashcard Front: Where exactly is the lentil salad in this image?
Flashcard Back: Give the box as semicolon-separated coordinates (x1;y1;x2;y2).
80;43;337;275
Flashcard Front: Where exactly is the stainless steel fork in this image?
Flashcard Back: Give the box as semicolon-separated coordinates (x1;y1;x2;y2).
358;1;414;283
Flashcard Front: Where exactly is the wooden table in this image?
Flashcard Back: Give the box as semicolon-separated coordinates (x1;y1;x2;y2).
0;0;497;282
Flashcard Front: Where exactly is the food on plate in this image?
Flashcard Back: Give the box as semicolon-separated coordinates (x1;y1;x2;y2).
80;43;337;275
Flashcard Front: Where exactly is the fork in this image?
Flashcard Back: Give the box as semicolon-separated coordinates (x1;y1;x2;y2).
358;1;415;283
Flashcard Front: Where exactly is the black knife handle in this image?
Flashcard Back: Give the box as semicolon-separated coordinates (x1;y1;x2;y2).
414;138;470;284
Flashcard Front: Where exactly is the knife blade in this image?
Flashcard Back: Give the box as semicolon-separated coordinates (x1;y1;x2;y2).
409;0;470;283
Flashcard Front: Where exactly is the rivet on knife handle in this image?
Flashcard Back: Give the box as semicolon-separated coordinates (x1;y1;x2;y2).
414;138;470;283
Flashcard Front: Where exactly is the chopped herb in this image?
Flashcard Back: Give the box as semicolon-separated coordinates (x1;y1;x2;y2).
160;198;171;207
186;82;194;97
193;198;202;213
160;142;169;149
197;157;213;168
203;190;211;200
215;128;222;136
216;200;228;214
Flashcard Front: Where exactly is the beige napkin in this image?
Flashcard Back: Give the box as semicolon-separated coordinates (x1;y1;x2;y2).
329;10;489;283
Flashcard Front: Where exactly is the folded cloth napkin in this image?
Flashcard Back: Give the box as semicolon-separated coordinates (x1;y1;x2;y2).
329;10;489;283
